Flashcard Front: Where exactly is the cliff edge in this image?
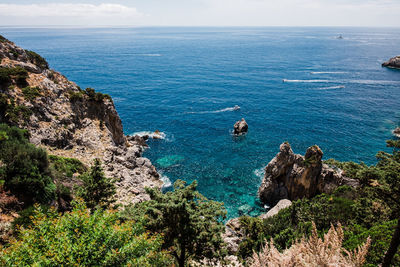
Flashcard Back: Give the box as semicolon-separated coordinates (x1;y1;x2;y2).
0;35;162;205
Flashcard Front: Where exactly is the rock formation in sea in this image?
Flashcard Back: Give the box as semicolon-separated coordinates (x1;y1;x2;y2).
382;56;400;69
233;118;248;135
0;36;162;205
258;142;358;206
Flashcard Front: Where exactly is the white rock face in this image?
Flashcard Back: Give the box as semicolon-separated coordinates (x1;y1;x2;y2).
259;199;292;220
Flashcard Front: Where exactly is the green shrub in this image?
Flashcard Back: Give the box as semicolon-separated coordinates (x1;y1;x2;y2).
85;87;111;102
0;124;55;204
68;90;85;102
238;192;356;259
21;86;41;101
344;220;400;267
25;50;49;69
1;201;172;266
48;154;86;178
0;35;8;43
0;66;28;89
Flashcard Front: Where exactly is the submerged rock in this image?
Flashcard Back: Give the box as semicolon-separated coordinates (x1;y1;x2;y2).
233;118;248;135
258;142;358;206
156;155;184;168
382;56;400;69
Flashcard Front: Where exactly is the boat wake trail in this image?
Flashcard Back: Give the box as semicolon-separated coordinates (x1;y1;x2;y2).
185;105;240;114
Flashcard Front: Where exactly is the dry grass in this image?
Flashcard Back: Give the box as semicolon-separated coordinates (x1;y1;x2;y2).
249;222;370;267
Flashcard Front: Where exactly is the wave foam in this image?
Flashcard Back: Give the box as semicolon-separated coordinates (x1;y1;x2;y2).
132;131;166;140
283;79;332;83
317;85;345;90
185;105;240;114
253;167;265;179
310;71;347;74
160;175;172;188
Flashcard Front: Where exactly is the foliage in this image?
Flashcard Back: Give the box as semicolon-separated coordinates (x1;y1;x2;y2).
238;187;356;259
68;90;85;102
0;35;8;43
85;87;112;102
344;220;400;267
48;154;86;179
21;86;41;101
0;201;172;266
123;179;227;267
249;222;370;267
25;50;49;69
0;66;28;89
0;124;55;204
76;158;116;210
0;94;32;125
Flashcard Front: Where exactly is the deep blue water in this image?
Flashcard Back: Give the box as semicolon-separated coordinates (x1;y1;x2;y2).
2;27;400;218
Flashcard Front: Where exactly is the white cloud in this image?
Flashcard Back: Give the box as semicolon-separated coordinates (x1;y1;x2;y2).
0;3;144;26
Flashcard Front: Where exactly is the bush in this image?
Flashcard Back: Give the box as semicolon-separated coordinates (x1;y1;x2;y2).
238;191;356;259
25;50;49;69
0;67;28;89
0;124;55;204
344;221;400;266
1;201;172;266
249;222;370;267
68;90;85;102
48;155;86;179
21;86;41;101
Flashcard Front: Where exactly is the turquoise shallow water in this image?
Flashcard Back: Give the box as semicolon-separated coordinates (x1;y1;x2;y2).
2;27;400;218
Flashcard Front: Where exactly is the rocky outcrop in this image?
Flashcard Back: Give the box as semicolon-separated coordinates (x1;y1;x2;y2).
0;35;162;205
258;142;358;206
234;118;248;135
382;56;400;69
259;199;292;220
393;127;400;138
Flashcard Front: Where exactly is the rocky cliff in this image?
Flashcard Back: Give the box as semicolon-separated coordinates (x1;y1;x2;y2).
258;142;358;206
0;35;162;205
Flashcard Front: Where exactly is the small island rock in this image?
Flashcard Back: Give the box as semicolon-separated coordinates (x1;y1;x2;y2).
382;56;400;69
233;118;248;135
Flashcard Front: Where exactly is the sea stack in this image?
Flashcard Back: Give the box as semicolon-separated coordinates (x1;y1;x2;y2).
382;56;400;69
233;118;248;135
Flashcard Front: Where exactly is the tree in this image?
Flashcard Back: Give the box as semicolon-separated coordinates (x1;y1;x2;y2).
380;140;400;267
77;159;116;210
127;179;227;267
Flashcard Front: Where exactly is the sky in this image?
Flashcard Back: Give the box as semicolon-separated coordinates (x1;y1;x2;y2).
0;0;399;27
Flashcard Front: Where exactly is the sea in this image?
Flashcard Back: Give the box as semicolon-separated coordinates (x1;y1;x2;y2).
2;27;400;218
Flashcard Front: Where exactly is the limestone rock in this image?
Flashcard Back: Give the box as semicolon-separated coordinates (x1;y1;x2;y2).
233;118;248;135
258;142;358;206
382;56;400;69
259;199;292;220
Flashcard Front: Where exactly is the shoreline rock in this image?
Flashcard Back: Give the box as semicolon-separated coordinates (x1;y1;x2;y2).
393;127;400;138
382;56;400;69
